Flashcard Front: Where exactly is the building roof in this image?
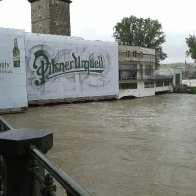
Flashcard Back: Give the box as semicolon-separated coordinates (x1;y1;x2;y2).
148;75;173;81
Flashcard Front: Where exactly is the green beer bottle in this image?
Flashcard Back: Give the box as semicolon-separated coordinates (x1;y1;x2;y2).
13;38;20;67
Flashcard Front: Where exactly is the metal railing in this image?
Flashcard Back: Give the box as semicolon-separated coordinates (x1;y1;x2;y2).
0;117;13;131
29;146;91;196
0;116;91;196
119;69;158;81
0;116;11;196
147;75;173;81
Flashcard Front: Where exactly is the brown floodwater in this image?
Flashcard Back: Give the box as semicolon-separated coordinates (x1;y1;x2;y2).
3;93;196;196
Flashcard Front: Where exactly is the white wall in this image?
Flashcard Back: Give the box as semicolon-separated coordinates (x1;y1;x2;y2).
119;81;155;98
0;28;27;111
138;81;155;97
119;81;172;99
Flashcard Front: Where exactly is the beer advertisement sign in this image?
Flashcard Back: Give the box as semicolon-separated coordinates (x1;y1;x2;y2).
0;28;27;111
25;34;119;102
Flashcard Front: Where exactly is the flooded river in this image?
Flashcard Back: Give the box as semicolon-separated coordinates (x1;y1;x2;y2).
3;93;196;196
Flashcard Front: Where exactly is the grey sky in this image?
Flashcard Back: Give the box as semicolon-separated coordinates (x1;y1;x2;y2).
0;0;195;64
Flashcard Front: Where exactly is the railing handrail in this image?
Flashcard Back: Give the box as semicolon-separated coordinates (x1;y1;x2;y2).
29;146;91;196
0;117;91;196
0;116;13;130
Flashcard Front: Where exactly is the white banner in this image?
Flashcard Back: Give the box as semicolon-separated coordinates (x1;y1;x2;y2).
0;28;27;110
25;33;119;101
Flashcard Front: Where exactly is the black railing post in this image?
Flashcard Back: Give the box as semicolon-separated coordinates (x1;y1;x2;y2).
0;128;53;196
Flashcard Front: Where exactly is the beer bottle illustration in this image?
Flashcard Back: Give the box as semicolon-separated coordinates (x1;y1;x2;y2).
13;38;20;67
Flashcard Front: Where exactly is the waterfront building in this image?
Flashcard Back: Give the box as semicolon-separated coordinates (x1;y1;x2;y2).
0;27;179;114
118;45;173;98
0;28;118;113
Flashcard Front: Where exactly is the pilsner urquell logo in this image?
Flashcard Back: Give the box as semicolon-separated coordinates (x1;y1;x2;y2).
32;50;105;86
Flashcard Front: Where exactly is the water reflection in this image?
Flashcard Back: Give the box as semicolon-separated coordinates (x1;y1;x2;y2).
3;94;196;196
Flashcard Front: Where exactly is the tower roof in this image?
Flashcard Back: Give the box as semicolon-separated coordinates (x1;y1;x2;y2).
28;0;72;3
59;0;72;3
28;0;39;2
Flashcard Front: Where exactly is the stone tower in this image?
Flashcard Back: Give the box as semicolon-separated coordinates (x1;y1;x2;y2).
28;0;72;36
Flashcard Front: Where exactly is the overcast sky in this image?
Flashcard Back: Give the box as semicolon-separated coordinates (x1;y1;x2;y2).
0;0;195;64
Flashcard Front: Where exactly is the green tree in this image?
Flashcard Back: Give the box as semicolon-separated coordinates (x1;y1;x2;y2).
113;15;167;66
185;35;196;62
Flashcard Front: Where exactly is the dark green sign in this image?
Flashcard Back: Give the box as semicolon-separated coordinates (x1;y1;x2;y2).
32;50;105;86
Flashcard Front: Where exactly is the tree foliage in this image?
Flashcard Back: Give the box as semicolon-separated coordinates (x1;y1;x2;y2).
185;35;196;62
113;15;167;65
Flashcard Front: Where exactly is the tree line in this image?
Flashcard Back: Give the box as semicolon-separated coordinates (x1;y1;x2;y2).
113;15;196;66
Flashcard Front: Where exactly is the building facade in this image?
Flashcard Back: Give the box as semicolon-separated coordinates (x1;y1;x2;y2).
118;45;173;98
28;0;71;36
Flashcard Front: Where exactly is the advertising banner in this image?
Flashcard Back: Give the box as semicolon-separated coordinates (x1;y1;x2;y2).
25;33;119;102
0;28;27;111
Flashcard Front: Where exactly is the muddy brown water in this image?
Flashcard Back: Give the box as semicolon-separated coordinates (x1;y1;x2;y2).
3;93;196;196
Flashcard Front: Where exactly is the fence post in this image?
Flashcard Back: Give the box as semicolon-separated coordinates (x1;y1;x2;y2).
0;128;53;196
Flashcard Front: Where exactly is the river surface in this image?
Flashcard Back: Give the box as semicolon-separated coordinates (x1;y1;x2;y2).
3;93;196;196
